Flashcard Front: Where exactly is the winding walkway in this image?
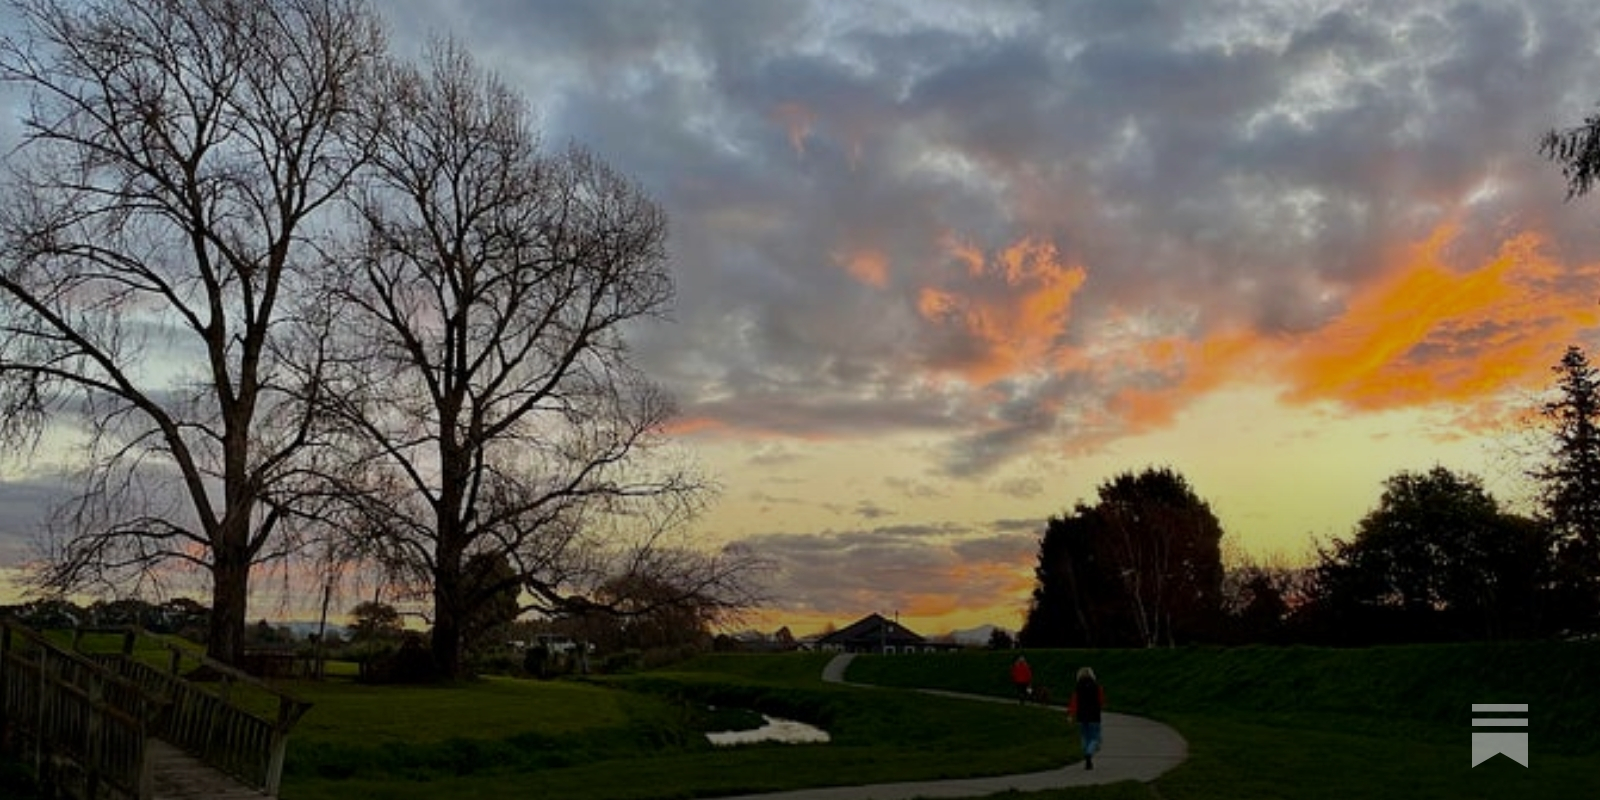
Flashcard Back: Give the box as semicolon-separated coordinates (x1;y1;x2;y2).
716;653;1188;800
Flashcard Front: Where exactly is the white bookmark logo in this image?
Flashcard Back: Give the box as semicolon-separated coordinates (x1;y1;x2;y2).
1471;703;1528;768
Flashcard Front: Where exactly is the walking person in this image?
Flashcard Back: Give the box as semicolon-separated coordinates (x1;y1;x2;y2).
1067;666;1106;769
1010;655;1033;704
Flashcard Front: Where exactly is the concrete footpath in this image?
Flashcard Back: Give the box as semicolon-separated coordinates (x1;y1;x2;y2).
714;653;1188;800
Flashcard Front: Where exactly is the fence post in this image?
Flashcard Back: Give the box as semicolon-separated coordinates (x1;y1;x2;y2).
138;735;155;800
33;642;48;777
0;623;9;719
0;624;10;755
85;670;103;800
264;713;289;793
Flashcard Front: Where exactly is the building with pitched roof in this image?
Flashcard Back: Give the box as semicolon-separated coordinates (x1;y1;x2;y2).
815;613;938;654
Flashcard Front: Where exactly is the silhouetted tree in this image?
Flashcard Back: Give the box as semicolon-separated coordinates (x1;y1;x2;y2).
460;553;522;666
0;0;385;667
1311;467;1552;643
1223;566;1292;643
578;572;718;653
1021;509;1130;647
1533;345;1600;633
2;599;84;629
313;41;761;679
348;601;404;643
1543;109;1600;199
1096;468;1226;645
1022;466;1225;647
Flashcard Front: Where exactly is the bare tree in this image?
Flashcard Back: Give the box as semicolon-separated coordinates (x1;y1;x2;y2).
321;44;760;678
0;0;384;665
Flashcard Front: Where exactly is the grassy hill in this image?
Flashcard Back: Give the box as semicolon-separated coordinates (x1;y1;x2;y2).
278;652;1073;799
846;641;1599;800
846;640;1600;754
14;638;1590;799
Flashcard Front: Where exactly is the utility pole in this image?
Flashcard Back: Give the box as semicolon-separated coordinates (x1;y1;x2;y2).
312;580;333;678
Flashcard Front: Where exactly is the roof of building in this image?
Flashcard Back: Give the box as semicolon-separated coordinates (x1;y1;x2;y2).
817;613;926;646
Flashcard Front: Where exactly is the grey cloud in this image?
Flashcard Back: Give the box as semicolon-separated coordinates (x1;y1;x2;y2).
853;500;895;520
993;477;1044;500
952;531;1038;563
885;476;944;500
941;372;1096;477
734;520;1027;618
988;517;1046;534
0;475;65;563
220;3;1600;481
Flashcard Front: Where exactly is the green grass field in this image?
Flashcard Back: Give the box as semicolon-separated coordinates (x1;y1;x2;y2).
12;640;1594;799
273;641;1600;799
850;641;1600;799
278;652;1073;799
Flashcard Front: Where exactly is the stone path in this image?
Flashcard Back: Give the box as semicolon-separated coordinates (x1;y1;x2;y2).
714;653;1188;800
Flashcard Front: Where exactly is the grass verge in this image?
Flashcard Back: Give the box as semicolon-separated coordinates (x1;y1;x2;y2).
849;641;1600;799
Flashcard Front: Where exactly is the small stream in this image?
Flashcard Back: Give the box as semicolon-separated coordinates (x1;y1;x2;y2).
705;714;830;746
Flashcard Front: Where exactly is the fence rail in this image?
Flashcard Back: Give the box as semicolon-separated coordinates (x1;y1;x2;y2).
0;621;312;799
0;621;153;799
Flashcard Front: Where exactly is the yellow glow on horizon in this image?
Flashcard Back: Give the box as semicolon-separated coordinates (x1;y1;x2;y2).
687;381;1533;639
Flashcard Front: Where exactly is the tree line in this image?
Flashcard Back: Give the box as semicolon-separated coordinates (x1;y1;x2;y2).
0;0;761;680
1021;345;1600;647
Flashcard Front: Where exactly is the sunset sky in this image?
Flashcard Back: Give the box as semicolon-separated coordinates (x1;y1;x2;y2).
6;1;1600;638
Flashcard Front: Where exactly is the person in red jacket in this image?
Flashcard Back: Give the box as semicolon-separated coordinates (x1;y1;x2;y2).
1067;666;1106;769
1009;655;1033;704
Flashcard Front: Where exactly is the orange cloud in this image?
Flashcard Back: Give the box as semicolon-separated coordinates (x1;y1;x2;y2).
917;236;1087;384
1101;223;1600;436
940;231;986;276
661;416;725;437
833;247;890;288
1106;326;1264;429
1283;224;1600;410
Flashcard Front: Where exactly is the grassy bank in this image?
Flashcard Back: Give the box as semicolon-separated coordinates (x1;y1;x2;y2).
846;640;1600;753
278;653;1071;800
849;641;1600;798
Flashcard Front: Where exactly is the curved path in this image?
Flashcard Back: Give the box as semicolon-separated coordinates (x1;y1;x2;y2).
716;653;1188;800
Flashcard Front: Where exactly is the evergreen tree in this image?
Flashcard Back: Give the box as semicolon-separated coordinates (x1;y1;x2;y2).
1534;345;1600;632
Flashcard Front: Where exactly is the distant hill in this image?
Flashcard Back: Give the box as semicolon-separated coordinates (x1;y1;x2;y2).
947;624;1001;646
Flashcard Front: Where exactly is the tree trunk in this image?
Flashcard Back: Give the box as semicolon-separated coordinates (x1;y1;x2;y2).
430;577;462;679
207;535;252;666
431;520;466;679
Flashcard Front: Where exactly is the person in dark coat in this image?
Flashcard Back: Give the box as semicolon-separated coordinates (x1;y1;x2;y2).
1067;666;1106;769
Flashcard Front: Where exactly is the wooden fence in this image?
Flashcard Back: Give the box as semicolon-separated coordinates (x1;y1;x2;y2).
0;621;312;798
0;621;154;798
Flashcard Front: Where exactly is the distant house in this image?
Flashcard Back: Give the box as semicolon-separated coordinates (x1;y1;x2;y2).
816;613;944;654
714;626;799;653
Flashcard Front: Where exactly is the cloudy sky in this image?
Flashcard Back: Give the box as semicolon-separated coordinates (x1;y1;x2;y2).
8;0;1600;637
